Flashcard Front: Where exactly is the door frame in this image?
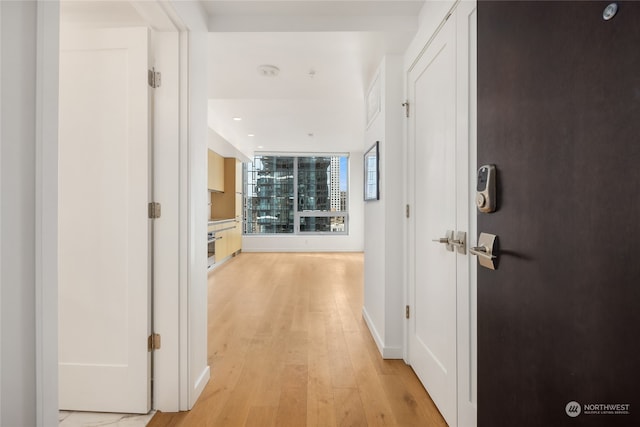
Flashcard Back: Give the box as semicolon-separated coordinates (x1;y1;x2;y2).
35;1;62;423
455;3;478;426
407;12;458;424
35;0;192;423
403;1;477;426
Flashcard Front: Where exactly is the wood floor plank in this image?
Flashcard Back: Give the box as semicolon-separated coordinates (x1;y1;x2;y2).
307;312;338;427
333;387;368;427
146;411;187;427
343;330;398;426
148;253;448;427
275;386;308;427
379;373;448;427
244;406;278;427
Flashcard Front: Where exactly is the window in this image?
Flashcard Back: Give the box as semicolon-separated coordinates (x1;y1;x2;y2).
244;154;348;234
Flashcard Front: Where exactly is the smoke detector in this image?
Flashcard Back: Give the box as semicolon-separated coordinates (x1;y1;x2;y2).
257;64;280;77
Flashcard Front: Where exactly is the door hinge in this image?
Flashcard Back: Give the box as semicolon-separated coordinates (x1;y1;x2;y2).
406;204;410;218
406;305;410;319
148;333;161;351
402;101;410;118
148;202;161;219
148;68;161;88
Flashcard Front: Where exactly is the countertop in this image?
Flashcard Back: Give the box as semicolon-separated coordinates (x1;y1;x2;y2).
208;218;237;225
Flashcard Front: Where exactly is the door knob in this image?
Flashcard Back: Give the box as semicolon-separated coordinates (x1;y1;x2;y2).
432;230;454;252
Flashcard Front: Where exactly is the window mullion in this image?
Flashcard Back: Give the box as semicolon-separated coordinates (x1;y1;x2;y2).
293;157;300;233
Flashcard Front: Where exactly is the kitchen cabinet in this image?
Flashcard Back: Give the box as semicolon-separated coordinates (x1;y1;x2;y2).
209;157;243;263
235;158;242;193
229;220;242;254
215;224;239;261
208;150;224;192
211;158;243;219
235;193;242;219
207;220;240;263
216;228;230;260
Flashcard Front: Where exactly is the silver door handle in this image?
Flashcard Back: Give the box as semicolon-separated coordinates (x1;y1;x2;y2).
432;230;454;252
470;232;499;270
469;246;496;259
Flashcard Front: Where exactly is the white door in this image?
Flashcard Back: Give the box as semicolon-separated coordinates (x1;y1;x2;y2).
408;14;458;427
58;27;151;413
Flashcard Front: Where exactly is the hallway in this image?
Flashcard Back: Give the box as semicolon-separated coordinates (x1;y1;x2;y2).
149;252;447;426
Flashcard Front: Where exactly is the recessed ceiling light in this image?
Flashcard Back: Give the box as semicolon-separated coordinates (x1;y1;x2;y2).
232;117;242;121
248;134;255;137
257;64;280;77
257;145;264;149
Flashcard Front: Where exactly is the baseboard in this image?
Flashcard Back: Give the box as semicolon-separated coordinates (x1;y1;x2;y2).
382;345;404;359
190;365;210;409
362;307;384;355
362;308;403;359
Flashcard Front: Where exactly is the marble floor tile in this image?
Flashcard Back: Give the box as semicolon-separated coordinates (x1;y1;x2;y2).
58;410;155;427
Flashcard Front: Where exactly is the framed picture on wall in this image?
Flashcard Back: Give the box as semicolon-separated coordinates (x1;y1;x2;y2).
364;141;380;201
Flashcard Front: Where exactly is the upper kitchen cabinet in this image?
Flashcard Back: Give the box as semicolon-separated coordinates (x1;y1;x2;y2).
208;149;225;192
235;157;242;193
211;157;243;219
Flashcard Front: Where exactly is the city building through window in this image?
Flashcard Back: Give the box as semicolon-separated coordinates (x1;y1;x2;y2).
244;154;349;234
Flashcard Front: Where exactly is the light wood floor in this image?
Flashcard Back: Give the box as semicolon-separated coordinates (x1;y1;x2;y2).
148;252;447;427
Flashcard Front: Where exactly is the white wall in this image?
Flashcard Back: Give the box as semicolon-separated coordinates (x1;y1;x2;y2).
1;3;37;424
362;55;405;359
151;30;182;412
187;28;211;410
242;152;364;253
1;1;59;425
208;128;251;162
168;0;210;409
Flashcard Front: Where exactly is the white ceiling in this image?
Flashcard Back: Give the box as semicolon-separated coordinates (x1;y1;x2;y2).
60;0;425;156
203;0;424;155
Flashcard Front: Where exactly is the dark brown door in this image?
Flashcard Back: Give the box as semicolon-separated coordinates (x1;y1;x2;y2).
478;1;640;426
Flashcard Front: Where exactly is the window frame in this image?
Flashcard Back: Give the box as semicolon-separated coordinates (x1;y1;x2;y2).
244;153;349;236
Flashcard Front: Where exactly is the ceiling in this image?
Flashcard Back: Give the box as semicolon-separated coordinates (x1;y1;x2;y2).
203;0;425;155
60;0;426;156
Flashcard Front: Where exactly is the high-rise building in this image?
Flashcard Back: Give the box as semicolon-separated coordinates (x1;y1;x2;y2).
245;156;295;234
298;156;331;231
245;155;347;234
